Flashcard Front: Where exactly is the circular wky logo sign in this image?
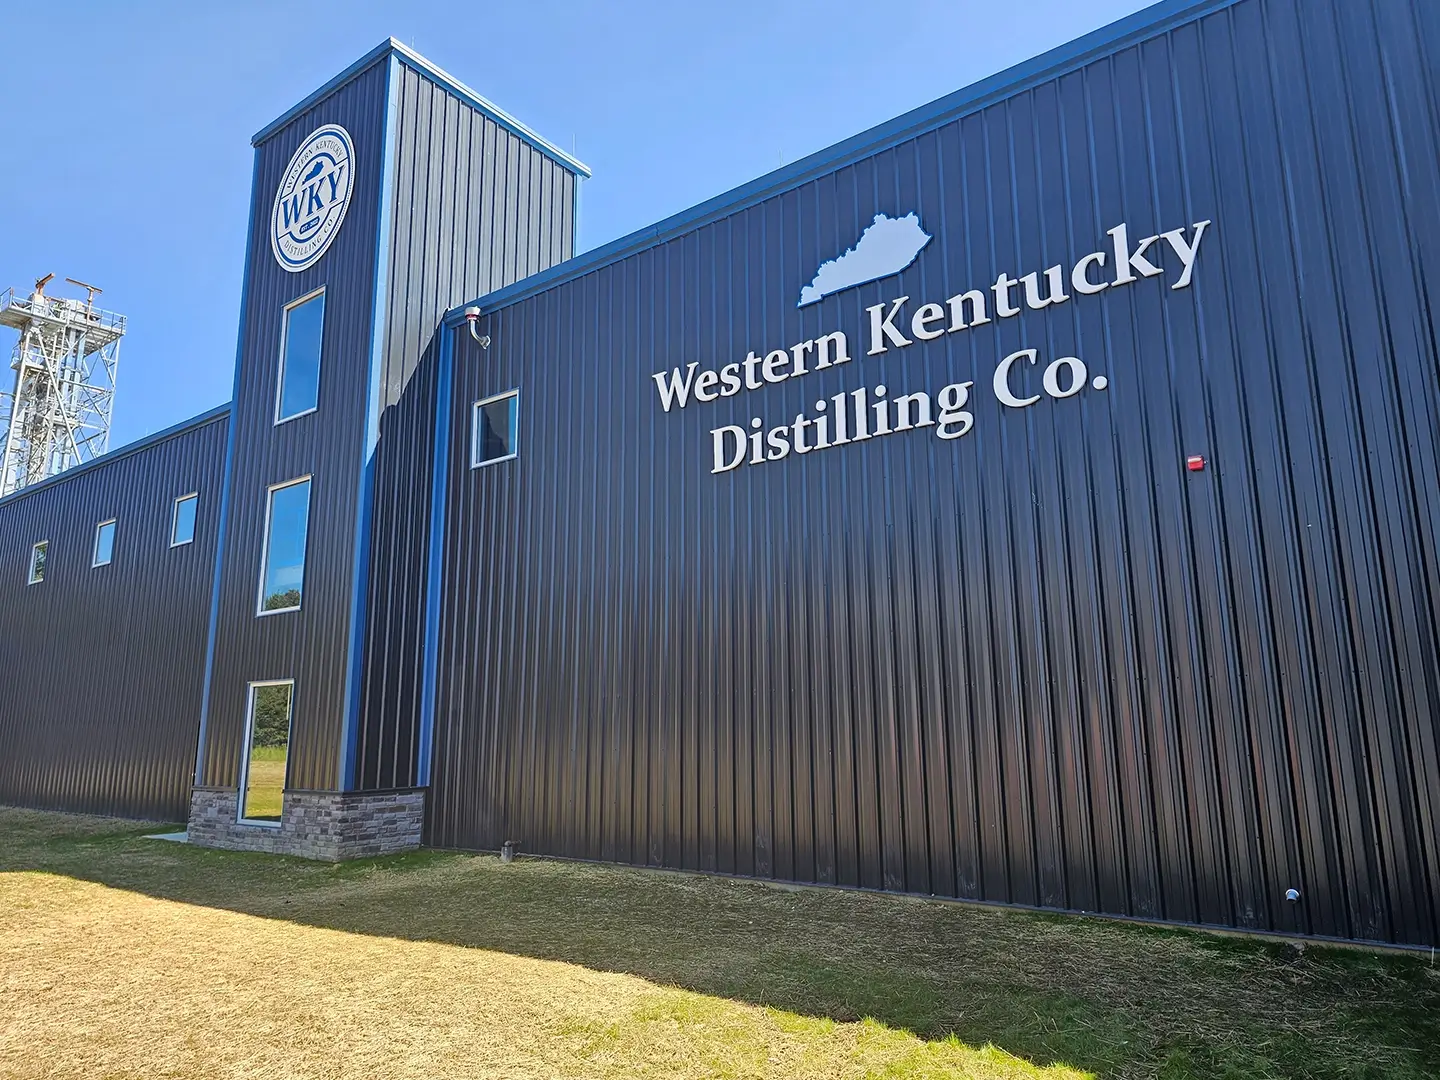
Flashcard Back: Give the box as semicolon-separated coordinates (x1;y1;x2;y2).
270;124;355;273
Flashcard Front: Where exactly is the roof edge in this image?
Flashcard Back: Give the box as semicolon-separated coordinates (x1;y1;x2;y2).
0;402;232;508
251;39;392;146
388;41;591;177
445;0;1236;325
251;38;591;177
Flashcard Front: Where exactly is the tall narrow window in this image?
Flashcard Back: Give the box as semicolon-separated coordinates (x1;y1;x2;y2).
240;680;293;825
93;520;116;567
275;289;325;423
471;390;519;468
258;477;311;614
172;492;198;547
28;541;47;584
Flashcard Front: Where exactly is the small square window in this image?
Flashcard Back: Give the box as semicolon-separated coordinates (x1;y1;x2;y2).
258;477;312;614
93;520;116;567
240;680;293;826
471;390;519;468
28;541;47;584
172;493;198;547
276;289;325;423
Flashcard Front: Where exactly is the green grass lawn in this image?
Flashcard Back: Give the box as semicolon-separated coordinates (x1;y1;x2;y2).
241;750;286;820
1;806;1436;1079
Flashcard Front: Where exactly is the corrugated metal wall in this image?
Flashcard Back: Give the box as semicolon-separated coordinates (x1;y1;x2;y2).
377;63;576;405
427;0;1440;946
0;410;229;820
355;62;578;790
198;59;389;792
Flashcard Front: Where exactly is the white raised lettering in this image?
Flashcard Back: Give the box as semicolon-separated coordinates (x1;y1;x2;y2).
867;297;911;355
762;349;791;383
1071;251;1109;295
936;381;974;440
946;289;990;330
813;330;851;369
1021;265;1069;310
789;339;815;376
911;302;946;340
1109;223;1164;285
992;272;1022;318
1161;220;1211;289
994;348;1041;408
893;391;934;431
1043;356;1086;398
652;363;700;412
693;369;720;402
710;425;747;473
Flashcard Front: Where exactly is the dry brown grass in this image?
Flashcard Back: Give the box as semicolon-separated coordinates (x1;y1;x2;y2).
0;825;1076;1079
1;807;1436;1080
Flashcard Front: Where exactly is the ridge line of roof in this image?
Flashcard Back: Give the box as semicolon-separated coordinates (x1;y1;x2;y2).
444;0;1237;325
0;402;232;508
251;38;590;177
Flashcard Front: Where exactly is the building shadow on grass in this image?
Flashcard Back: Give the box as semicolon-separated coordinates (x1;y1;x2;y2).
6;812;1437;1080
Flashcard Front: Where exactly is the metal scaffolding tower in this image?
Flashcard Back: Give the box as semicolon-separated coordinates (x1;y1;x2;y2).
0;274;124;497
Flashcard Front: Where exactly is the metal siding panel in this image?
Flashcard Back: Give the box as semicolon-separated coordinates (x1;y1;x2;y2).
0;415;229;820
355;62;579;791
201;60;390;793
426;0;1440;946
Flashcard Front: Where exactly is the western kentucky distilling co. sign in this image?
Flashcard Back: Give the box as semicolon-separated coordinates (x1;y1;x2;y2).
650;211;1211;474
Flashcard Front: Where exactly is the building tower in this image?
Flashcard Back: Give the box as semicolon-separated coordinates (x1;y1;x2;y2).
0;274;124;496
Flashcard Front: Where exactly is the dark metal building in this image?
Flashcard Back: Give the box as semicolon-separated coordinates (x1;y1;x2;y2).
183;40;586;856
0;407;228;820
1;0;1436;948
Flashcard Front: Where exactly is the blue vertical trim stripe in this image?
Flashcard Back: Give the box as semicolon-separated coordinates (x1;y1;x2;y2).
416;325;456;788
195;148;262;783
339;53;401;790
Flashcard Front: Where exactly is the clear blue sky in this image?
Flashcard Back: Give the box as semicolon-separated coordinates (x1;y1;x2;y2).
0;0;1150;448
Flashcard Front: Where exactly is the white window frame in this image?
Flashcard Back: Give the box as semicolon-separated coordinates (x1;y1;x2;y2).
92;519;117;568
256;475;312;617
274;286;326;426
470;389;520;469
237;678;294;828
171;492;198;548
27;540;47;585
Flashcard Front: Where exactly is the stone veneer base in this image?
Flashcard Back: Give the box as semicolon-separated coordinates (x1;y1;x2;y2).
187;787;425;861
